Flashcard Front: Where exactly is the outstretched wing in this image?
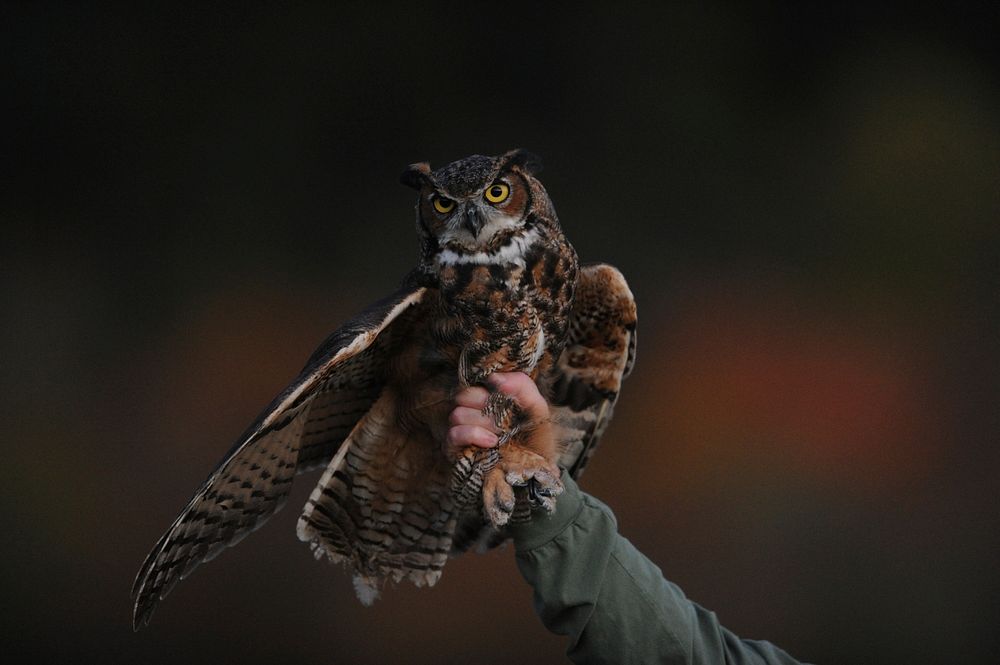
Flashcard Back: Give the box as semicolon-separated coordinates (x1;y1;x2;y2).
131;282;425;629
550;263;637;477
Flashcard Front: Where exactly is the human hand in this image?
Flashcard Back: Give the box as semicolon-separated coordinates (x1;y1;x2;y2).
444;372;550;461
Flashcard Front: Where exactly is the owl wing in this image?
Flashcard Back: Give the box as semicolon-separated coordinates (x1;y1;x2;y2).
131;281;426;629
550;262;637;477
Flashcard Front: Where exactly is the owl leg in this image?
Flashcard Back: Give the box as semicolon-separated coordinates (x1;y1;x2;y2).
450;446;497;510
480;391;563;527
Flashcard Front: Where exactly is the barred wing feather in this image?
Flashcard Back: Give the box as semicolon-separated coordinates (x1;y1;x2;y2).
130;284;425;629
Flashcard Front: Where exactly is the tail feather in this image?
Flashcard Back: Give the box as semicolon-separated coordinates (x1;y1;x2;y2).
297;390;458;601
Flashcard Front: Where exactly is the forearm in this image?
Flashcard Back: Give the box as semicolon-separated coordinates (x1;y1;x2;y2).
510;475;806;665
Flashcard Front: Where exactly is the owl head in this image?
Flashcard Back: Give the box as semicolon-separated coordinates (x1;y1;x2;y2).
401;149;560;271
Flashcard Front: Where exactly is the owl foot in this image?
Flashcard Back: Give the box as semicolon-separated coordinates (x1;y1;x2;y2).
481;444;563;527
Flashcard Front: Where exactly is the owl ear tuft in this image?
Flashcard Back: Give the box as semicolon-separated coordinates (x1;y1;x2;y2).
400;162;432;189
502;149;543;176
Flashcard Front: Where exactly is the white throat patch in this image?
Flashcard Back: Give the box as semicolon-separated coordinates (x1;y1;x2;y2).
436;228;540;269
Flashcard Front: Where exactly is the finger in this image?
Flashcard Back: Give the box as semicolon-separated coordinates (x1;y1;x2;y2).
454;386;490;410
444;425;499;458
489;372;549;420
449;406;501;433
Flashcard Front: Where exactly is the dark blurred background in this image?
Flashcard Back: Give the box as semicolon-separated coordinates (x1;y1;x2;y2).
4;3;999;663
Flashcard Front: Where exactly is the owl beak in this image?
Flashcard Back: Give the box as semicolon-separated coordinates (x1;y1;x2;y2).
463;206;485;237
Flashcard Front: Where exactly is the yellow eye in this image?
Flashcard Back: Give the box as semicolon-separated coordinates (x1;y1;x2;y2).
433;197;455;214
484;182;510;204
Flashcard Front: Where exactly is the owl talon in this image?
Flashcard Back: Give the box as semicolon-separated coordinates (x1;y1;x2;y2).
528;480;556;500
526;474;562;513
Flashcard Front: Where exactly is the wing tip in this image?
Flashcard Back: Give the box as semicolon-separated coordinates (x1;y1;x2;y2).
131;593;156;631
131;558;160;630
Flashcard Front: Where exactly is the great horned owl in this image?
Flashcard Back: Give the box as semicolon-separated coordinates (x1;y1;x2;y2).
132;149;637;628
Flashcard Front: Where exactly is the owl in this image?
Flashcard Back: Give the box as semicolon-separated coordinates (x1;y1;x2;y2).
131;149;637;628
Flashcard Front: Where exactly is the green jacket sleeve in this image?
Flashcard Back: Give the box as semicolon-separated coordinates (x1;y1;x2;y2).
509;474;808;665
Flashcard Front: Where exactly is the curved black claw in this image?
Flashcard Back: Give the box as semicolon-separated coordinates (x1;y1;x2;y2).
527;478;555;504
527;478;561;508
